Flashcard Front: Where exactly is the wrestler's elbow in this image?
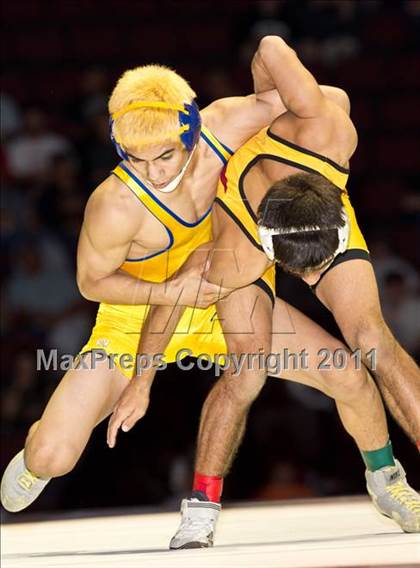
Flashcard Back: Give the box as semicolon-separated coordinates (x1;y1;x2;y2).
77;272;97;301
337;88;350;114
258;35;292;59
323;86;350;114
334;88;350;114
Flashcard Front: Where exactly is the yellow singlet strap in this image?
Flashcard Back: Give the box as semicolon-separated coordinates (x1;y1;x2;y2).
112;164;180;230
201;126;233;163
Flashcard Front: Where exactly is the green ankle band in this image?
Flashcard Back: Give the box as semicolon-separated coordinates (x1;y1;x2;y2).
361;439;395;471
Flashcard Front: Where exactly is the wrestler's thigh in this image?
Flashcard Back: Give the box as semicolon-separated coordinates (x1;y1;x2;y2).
270;297;357;394
27;353;129;453
217;283;273;344
315;259;382;339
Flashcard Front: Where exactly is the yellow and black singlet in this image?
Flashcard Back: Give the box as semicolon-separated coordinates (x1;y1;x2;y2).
215;126;368;293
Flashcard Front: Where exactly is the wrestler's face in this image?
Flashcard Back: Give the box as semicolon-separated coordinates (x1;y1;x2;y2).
126;142;189;190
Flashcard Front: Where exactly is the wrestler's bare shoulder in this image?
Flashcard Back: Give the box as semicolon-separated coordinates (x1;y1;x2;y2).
83;174;145;233
201;96;273;151
212;200;270;288
271;100;357;165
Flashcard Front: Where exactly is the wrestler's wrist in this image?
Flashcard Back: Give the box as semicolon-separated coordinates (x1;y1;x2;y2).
131;374;154;390
149;282;173;305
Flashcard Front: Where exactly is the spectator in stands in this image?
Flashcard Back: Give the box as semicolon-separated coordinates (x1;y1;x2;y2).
1;351;43;432
0;93;22;141
67;67;109;123
6;106;72;183
382;272;420;357
37;154;86;259
238;1;292;65
294;0;362;65
370;238;419;298
5;239;90;354
81;109;117;186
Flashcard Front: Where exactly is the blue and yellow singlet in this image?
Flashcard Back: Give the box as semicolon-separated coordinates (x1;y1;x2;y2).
80;127;233;378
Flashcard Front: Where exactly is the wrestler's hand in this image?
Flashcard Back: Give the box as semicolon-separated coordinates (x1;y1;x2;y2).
172;265;231;308
107;378;150;448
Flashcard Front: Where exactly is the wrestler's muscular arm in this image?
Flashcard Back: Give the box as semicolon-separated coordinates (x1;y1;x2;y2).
258;36;356;159
203;36;352;151
77;183;224;308
205;204;270;289
106;244;221;447
207;37;356;290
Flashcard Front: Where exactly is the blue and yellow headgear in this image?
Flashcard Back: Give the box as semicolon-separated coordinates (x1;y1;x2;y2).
109;100;201;160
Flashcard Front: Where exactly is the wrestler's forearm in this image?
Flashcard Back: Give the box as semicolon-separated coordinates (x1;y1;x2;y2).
105;303;187;446
253;36;323;117
140;304;187;359
205;246;267;291
206;258;244;290
78;270;175;306
132;304;187;389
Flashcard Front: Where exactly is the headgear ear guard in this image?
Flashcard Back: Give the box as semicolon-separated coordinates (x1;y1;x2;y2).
109;100;202;159
109;115;129;160
178;101;201;152
258;209;350;263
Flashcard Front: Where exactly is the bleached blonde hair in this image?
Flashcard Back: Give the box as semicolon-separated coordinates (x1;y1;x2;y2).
109;64;197;152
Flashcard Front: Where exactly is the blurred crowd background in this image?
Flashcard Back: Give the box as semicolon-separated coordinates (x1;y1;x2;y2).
1;0;419;513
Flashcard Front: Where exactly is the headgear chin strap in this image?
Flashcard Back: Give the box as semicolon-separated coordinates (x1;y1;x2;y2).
258;210;350;263
151;145;196;194
109;100;201;160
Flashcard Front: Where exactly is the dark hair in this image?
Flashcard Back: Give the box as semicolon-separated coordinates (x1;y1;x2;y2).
257;172;345;273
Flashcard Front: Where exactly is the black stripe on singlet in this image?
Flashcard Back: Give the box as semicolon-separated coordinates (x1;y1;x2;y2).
214;197;263;252
214;198;275;307
237;154;327;225
253;277;275;307
266;129;350;174
310;248;371;292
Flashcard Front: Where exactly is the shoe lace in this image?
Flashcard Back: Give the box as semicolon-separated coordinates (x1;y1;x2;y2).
17;469;39;491
387;481;420;512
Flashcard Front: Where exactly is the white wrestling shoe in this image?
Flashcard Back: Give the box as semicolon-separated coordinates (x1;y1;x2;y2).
169;498;221;549
1;450;50;512
366;459;420;532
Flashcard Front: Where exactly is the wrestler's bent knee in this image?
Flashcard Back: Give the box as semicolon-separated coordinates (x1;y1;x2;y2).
25;435;81;478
